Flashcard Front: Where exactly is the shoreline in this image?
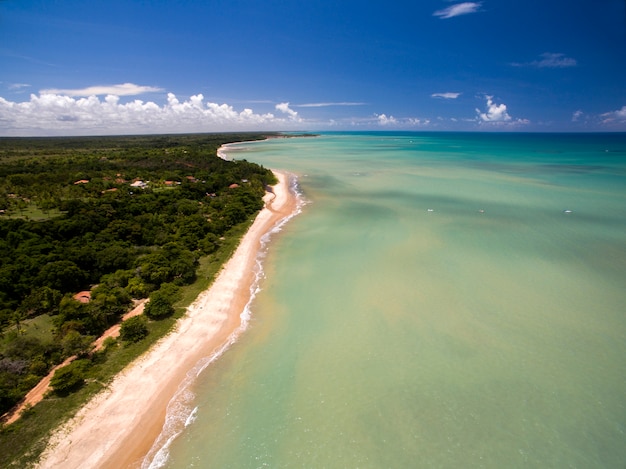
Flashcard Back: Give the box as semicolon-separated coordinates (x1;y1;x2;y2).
36;170;298;469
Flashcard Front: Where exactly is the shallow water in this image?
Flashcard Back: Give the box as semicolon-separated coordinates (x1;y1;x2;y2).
154;132;626;468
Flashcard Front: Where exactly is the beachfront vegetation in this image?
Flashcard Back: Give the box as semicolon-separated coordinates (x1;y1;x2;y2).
0;133;278;466
119;316;149;343
49;359;89;396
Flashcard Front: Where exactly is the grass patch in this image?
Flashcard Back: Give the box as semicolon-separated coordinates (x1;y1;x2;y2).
4;204;63;221
20;315;55;342
1;315;55;345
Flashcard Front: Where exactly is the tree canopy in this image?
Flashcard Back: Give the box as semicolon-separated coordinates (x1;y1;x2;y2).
0;133;278;416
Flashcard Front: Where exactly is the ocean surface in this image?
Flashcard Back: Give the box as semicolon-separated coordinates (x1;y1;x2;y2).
147;132;626;468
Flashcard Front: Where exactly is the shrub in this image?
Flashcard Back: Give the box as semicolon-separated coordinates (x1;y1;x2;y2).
61;330;94;358
144;293;174;320
102;337;117;350
50;360;89;396
119;315;149;343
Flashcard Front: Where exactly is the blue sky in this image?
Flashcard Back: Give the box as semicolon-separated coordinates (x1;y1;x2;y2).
1;0;625;135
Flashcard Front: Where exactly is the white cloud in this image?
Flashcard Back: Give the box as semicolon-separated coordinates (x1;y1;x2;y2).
432;92;461;99
511;53;577;68
9;83;31;91
407;118;431;126
40;82;163;97
296;111;439;130
476;96;511;122
0;92;305;136
568;106;626;129
433;2;482;19
377;113;397;125
476;96;529;126
600;105;626;124
613;106;626;119
296;102;366;108
275;102;302;121
167;93;180;106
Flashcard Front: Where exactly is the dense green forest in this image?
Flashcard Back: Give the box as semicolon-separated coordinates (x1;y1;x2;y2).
0;133;278;418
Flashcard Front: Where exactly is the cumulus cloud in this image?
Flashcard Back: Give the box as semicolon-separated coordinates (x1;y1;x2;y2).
371;114;431;127
40;83;163;97
476;96;511;122
511;53;577;68
275;102;301;121
476;96;529;126
377;114;397;125
433;2;482;19
432;92;461;99
0;92;305;136
572;110;584;122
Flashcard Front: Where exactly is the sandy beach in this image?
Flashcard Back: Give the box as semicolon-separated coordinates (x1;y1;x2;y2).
36;170;297;469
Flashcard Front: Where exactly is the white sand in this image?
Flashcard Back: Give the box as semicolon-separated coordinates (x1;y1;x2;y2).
36;171;296;469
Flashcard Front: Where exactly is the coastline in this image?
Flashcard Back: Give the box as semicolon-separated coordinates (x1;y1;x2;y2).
36;170;297;469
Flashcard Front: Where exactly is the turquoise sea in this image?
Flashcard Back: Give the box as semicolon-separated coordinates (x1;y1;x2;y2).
147;132;626;468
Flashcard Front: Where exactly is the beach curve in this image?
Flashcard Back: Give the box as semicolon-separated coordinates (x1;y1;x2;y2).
36;170;297;469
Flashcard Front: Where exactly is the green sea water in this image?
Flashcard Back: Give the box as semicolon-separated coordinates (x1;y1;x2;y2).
148;133;626;468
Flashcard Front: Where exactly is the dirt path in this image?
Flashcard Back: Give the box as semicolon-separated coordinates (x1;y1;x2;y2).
1;299;148;426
